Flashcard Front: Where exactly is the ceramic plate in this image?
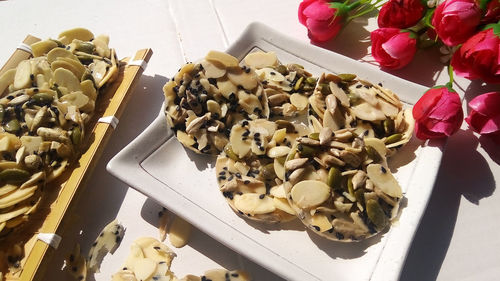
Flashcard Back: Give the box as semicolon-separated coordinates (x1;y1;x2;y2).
107;22;445;281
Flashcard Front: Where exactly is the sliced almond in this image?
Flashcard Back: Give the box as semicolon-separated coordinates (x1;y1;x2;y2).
244;51;278;69
329;81;350;107
273;157;286;181
47;47;79;64
350;102;386;121
273;197;296;215
53;67;81;93
31;39;58;57
234;193;276;215
290;180;331;209
58;27;94;44
366;164;402;198
205;50;239;68
290;93;308;111
227;69;258;90
168;216;192;248
201;60;226;78
267;146;290;158
310;213;332;232
13;60;32;90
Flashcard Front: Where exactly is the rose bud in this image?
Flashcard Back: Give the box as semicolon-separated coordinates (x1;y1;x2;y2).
478;0;500;24
378;0;426;28
371;28;417;69
432;0;482;46
465;92;500;140
298;0;358;42
412;86;464;140
451;23;500;83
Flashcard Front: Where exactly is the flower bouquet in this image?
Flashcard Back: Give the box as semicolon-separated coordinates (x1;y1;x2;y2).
298;0;500;143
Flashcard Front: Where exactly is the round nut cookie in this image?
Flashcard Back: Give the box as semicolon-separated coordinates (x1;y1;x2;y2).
215;118;310;223
282;129;403;241
308;73;414;153
243;51;316;119
164;51;269;154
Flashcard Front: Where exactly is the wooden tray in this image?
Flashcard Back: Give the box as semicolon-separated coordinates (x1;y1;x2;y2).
0;35;152;281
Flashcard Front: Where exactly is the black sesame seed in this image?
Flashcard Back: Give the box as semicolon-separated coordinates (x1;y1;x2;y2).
259;194;265;199
381;166;387;173
312;225;320;231
356;84;362;88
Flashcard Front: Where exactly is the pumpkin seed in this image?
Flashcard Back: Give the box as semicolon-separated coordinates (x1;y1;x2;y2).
385;133;402;144
308;132;319;140
0;105;4;123
260;163;276;180
365;145;382;163
338;73;356;81
327;167;341;190
366;199;387;230
223;145;239;162
383;119;395;135
75;41;95;54
4;119;20;133
293;77;304;91
306;77;317;85
297;143;316;157
275;65;287;75
32;92;54;105
0;168;30;184
71;126;82;146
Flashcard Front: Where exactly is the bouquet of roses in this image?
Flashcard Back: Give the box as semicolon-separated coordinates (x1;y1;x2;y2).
298;0;500;143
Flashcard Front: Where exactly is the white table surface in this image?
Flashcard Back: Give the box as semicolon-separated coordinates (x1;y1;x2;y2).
0;1;499;280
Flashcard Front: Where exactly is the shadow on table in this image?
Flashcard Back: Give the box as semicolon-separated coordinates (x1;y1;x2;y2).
140;197;287;281
399;128;496;281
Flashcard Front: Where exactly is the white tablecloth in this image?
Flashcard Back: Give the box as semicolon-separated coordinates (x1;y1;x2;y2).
0;1;498;280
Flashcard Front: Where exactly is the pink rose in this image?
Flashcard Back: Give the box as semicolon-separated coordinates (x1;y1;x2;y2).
298;0;345;42
378;0;426;28
412;86;464;140
451;25;500;83
465;92;500;140
432;0;481;46
478;0;500;24
371;28;417;69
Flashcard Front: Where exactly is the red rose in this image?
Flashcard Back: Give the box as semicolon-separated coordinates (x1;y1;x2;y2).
371;28;417;69
298;0;347;42
412;86;464;140
478;0;500;24
465;92;500;140
378;0;426;28
451;25;500;83
432;0;482;46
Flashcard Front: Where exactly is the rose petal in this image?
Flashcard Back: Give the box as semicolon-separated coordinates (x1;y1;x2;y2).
480;115;500;134
302;0;335;21
468;92;500;116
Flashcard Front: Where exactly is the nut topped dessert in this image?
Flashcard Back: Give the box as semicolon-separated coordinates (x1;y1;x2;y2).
282;131;403;241
164;51;268;154
163;50;415;242
215;119;310;223
0;27;119;274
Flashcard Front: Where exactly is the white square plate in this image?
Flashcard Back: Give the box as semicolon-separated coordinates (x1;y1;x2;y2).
107;22;445;281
